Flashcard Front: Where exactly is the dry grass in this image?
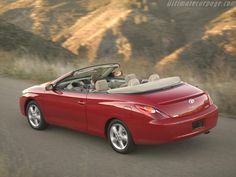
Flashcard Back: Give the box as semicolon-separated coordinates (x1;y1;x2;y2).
156;59;236;117
0;51;76;83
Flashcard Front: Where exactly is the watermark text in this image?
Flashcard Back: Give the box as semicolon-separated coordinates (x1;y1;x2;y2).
167;0;236;7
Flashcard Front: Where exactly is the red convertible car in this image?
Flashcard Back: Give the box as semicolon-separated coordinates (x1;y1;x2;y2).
19;63;218;153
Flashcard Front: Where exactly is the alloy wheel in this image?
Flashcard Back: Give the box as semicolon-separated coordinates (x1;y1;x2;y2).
28;104;41;128
109;123;128;150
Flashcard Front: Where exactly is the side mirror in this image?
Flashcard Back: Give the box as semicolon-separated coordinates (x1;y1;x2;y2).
45;84;55;91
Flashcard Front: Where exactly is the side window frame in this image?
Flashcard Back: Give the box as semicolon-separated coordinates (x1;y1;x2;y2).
54;75;75;91
55;75;91;94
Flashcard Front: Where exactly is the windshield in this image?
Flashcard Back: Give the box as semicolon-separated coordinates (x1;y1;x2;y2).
73;64;119;79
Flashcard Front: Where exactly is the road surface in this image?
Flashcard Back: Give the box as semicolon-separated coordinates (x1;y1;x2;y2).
0;76;236;177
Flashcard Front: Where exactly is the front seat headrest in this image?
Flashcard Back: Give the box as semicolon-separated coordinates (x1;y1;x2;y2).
148;74;160;82
125;74;137;83
95;80;109;91
128;78;140;87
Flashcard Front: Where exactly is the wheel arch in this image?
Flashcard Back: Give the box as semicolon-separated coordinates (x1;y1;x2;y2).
104;117;132;138
105;116;136;153
104;117;119;138
24;98;35;115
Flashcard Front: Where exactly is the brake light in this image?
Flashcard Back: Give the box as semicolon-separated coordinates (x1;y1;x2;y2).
135;105;157;113
135;104;169;118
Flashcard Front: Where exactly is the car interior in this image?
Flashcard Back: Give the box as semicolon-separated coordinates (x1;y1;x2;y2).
53;64;167;94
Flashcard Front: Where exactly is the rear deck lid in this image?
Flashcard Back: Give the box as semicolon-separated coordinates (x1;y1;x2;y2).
139;83;210;118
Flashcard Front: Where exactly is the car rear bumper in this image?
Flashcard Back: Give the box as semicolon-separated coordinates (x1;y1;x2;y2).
132;104;218;144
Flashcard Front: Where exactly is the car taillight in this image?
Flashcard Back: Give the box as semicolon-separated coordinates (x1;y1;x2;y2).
135;105;157;114
134;105;168;118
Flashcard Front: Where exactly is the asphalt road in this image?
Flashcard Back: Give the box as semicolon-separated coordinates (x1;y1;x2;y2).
0;76;236;177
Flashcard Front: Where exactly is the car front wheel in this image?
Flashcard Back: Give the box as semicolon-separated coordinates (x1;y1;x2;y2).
26;101;48;130
107;119;135;154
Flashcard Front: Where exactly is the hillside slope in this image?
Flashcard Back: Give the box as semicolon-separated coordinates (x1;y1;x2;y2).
155;7;236;115
0;0;231;62
0;19;76;60
156;6;236;80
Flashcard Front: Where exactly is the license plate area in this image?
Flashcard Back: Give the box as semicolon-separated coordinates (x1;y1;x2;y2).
192;119;204;129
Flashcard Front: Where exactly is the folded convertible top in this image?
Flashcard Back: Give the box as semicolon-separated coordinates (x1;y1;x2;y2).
107;77;182;94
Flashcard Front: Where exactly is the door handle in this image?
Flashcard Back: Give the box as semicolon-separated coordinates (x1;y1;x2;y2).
77;101;86;105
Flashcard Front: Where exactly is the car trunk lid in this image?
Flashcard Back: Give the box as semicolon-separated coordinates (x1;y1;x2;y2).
139;83;210;118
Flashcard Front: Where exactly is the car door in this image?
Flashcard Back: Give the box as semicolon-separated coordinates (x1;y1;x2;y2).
42;87;87;132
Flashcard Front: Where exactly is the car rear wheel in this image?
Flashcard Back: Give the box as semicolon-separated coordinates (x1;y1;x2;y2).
107;119;135;154
26;101;48;130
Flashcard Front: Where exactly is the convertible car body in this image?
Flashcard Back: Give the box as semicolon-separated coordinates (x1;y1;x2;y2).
19;63;218;153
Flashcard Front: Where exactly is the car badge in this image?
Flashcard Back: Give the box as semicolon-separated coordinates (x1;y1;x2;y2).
188;99;195;104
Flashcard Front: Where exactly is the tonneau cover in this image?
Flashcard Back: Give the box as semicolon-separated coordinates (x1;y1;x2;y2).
108;77;182;94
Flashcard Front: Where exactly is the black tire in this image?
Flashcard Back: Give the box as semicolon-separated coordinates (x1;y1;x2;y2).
26;100;48;130
107;119;135;154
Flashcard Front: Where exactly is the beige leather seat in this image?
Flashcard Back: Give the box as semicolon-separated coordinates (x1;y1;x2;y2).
148;74;160;82
120;74;137;87
95;80;109;91
128;78;140;87
125;74;137;83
